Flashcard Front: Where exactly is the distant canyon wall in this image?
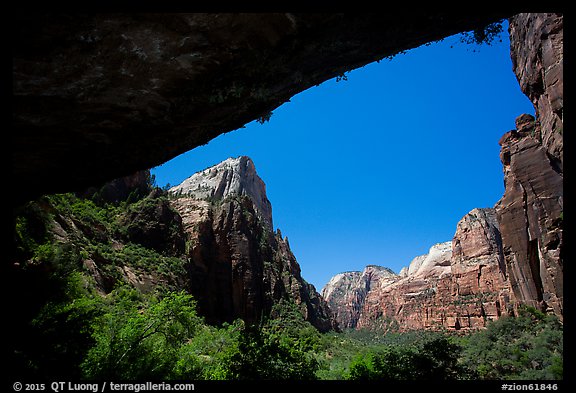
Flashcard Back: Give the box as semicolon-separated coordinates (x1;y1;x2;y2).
323;208;513;331
10;13;562;334
323;13;563;331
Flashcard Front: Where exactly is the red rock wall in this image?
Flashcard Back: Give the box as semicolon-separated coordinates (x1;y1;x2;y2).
355;209;512;332
332;13;564;331
496;13;563;319
170;195;336;331
321;266;399;329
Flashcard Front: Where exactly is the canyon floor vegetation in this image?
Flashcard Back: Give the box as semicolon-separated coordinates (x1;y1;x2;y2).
10;186;562;381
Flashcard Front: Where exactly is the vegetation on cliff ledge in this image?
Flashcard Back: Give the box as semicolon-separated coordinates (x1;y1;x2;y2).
10;182;562;381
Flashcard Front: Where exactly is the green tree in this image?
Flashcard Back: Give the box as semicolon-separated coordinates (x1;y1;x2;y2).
224;299;322;380
29;272;105;379
173;320;244;380
460;306;563;380
347;335;464;380
227;324;319;380
81;290;203;380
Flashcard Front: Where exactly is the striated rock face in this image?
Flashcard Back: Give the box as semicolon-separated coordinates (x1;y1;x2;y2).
169;157;336;331
322;13;564;331
324;209;512;331
10;13;563;338
170;156;273;228
321;265;397;330
12;12;515;204
449;208;514;329
509;13;563;171
495;13;563;318
452;208;507;297
14;156;336;332
356;242;453;331
495;116;563;317
170;195;267;327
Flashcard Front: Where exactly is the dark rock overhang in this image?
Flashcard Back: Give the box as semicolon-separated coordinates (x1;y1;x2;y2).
12;12;516;204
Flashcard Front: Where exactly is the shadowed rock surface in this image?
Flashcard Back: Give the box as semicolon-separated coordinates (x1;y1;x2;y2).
495;13;563;319
169;156;336;331
10;12;563;332
12;12;514;204
10;156;337;332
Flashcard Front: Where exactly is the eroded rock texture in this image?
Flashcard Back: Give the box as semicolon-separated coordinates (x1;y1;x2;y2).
496;13;563;318
12;156;336;332
323;13;564;330
323;209;513;331
321;265;398;330
170;156;273;228
509;13;563;170
169;156;336;331
449;208;514;329
496;116;563;317
12;12;513;204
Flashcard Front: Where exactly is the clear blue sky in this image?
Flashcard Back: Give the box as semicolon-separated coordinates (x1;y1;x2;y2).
151;21;534;292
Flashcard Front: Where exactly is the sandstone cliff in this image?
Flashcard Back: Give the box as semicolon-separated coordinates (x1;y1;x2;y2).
323;208;513;331
321;265;397;330
169;156;336;331
12;158;336;333
496;13;563;319
170;156;273;228
10;12;562;337
322;13;563;331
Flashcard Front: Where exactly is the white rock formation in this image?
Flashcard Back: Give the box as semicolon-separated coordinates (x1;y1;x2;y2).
403;241;452;279
169;156;273;228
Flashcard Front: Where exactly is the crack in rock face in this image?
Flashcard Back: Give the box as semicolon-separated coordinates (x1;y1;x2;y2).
321;13;563;330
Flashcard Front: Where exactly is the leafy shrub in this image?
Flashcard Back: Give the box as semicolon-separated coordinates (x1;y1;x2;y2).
81;290;203;380
173;320;244;380
224;298;322;380
13;181;563;382
227;324;320;380
27;272;105;378
460;306;563;380
346;335;464;380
